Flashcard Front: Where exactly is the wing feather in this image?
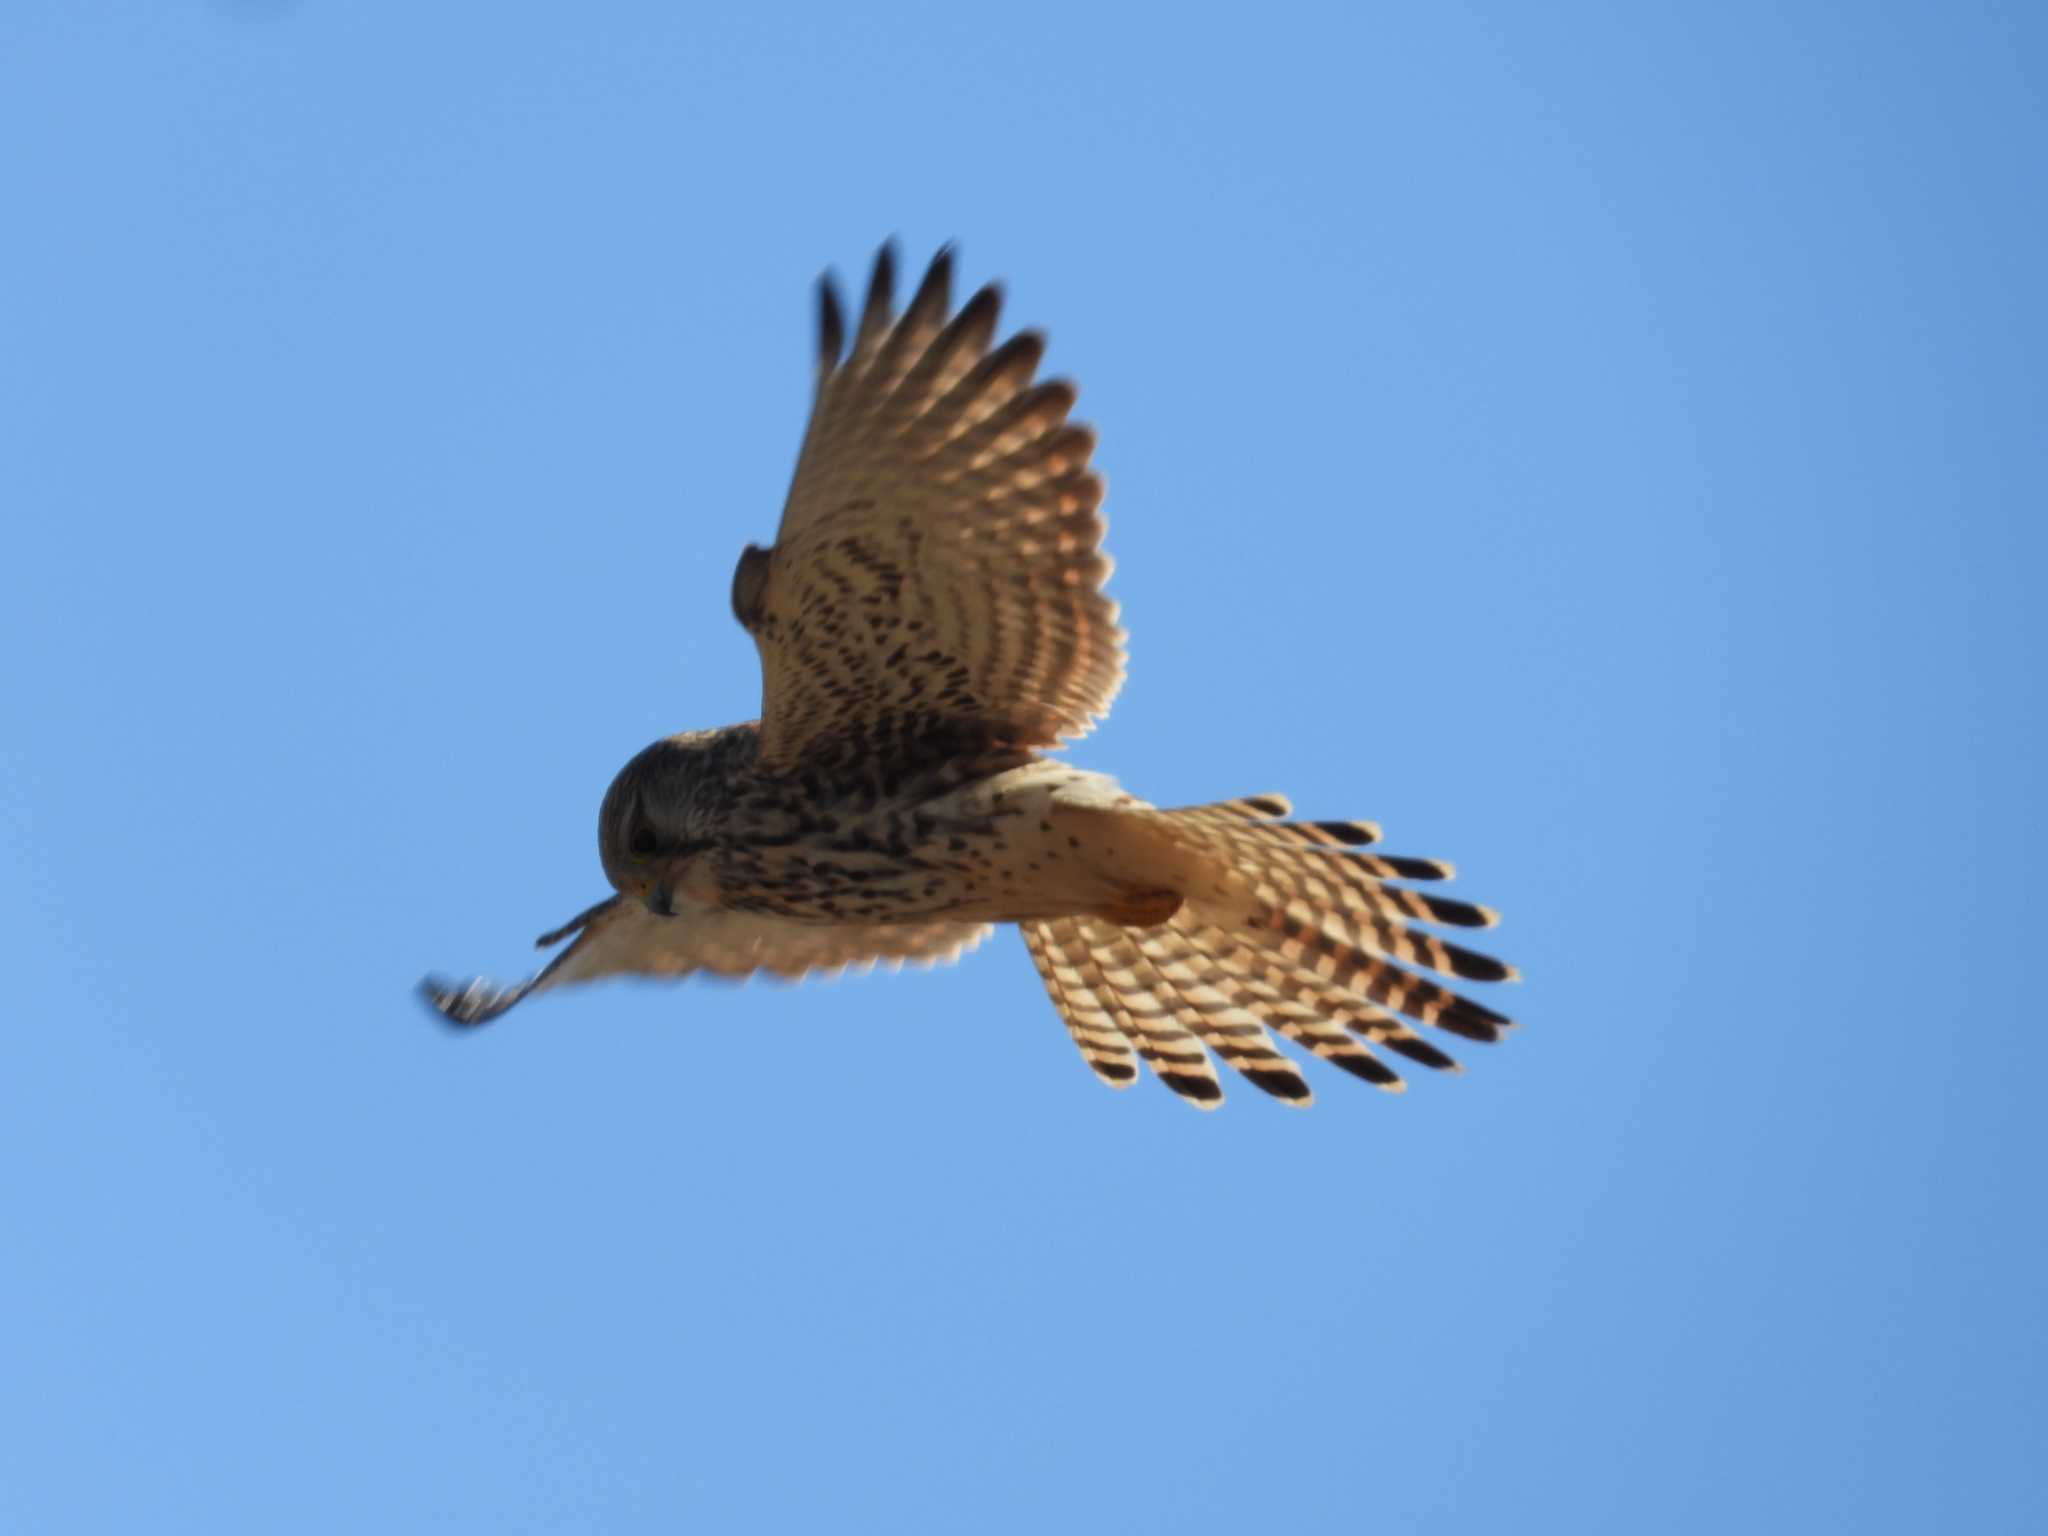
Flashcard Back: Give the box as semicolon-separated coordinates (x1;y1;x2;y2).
738;243;1125;777
420;898;992;1028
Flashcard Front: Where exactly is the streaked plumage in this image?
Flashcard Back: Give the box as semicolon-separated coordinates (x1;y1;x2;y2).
421;243;1517;1108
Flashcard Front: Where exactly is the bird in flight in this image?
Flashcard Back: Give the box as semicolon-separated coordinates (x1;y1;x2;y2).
420;243;1516;1107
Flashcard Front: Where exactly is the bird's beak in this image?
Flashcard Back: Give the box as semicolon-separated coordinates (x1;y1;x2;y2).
643;879;676;919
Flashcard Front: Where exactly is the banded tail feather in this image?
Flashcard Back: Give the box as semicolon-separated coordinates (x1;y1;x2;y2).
1074;932;1223;1108
1024;916;1222;1107
1169;793;1296;823
1126;921;1400;1094
1097;921;1313;1105
1178;921;1468;1073
1021;793;1517;1108
1022;919;1139;1089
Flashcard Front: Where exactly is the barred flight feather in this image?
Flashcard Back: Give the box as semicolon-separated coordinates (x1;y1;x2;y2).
1095;921;1313;1105
1022;920;1139;1088
1044;920;1222;1107
750;243;1126;772
1126;922;1389;1096
1018;796;1514;1107
1177;921;1466;1074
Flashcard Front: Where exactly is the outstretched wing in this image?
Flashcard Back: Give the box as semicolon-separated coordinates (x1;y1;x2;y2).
420;897;993;1027
731;242;1126;778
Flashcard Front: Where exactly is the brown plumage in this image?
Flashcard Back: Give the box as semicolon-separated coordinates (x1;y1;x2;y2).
420;243;1518;1108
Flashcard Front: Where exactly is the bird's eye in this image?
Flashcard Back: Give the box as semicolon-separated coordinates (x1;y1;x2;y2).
627;827;659;861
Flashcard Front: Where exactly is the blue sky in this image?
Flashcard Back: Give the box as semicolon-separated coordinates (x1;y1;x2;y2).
4;3;2043;1531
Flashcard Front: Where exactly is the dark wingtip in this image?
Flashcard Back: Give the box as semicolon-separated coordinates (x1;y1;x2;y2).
860;239;898;335
1161;1070;1224;1106
417;975;511;1031
816;272;845;371
910;243;955;319
1377;1032;1461;1072
954;280;1003;339
418;975;476;1028
1330;1051;1404;1090
1378;854;1454;882
1435;994;1514;1043
1442;943;1516;984
1417;893;1498;929
1243;1067;1314;1105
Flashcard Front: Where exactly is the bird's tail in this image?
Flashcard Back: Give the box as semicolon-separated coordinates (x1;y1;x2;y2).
1020;794;1516;1109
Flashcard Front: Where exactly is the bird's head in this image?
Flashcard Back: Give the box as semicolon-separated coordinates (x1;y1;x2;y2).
597;732;724;916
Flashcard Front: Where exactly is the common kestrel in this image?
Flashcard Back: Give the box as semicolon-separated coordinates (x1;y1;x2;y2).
420;244;1516;1107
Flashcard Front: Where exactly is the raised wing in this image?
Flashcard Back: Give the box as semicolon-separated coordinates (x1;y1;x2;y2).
731;243;1126;778
420;897;993;1028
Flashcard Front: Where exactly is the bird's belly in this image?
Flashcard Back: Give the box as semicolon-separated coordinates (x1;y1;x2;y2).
715;763;1139;926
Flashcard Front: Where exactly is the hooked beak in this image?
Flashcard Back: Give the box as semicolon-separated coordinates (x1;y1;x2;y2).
643;878;676;919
